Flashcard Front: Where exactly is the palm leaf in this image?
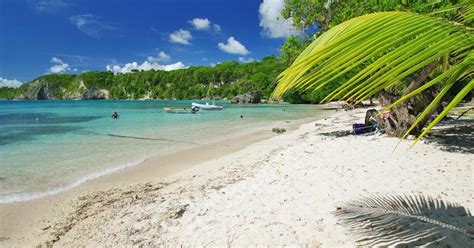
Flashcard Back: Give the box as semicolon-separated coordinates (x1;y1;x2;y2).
385;52;473;145
429;1;474;25
272;11;474;141
334;194;474;247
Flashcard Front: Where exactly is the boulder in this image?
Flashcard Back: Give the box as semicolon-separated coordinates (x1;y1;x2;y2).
272;127;286;134
82;88;110;100
231;91;261;104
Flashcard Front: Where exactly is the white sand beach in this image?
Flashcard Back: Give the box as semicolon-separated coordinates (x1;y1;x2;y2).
0;106;472;247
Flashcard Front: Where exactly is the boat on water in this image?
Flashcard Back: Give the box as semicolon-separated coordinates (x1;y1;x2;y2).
191;102;223;110
163;106;199;114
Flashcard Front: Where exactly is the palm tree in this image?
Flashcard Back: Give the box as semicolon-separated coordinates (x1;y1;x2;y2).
272;7;473;143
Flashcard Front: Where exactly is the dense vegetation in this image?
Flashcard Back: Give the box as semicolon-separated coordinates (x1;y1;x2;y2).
0;55;338;103
105;57;282;100
0;56;328;103
279;0;471;66
0;87;20;99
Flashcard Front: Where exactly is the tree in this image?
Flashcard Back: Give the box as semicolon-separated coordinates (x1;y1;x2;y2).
278;0;464;103
281;0;460;34
280;36;306;66
0;87;20;99
273;8;473;143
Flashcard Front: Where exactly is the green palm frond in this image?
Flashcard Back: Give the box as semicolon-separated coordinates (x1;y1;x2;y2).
272;11;474;141
334;194;474;247
429;1;474;25
385;51;473;144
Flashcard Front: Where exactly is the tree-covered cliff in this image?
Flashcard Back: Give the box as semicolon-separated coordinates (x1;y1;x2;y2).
0;56;333;103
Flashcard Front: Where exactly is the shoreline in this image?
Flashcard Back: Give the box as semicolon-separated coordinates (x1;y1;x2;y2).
1;106;472;246
0;103;333;205
0;111;332;245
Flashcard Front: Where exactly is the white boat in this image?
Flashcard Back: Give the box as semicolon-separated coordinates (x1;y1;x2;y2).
191;102;223;110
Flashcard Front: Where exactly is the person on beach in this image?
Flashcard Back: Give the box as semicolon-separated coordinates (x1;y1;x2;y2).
240;115;244;119
111;111;119;119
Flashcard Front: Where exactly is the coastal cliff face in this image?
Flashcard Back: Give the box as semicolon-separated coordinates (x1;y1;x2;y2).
19;80;62;100
20;82;45;99
231;91;262;104
82;88;110;100
16;78;109;100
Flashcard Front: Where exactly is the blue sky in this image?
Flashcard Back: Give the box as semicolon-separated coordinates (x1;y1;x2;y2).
0;0;300;86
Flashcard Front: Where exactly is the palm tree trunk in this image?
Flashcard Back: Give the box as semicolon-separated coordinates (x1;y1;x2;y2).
378;62;442;137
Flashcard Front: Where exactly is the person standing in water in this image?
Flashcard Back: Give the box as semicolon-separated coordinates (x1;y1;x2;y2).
111;111;119;119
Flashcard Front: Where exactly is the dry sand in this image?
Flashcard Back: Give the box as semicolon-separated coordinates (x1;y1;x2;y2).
0;107;472;247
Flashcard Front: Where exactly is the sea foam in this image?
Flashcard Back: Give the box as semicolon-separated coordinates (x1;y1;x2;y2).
0;159;144;204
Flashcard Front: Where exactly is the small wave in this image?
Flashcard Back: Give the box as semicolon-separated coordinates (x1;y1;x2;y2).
0;159;144;204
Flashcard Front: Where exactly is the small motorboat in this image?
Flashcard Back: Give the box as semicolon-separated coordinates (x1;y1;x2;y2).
191;102;223;110
164;106;199;114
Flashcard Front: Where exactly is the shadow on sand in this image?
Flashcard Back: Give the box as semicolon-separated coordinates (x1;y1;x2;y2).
425;119;474;154
335;194;474;247
317;118;473;154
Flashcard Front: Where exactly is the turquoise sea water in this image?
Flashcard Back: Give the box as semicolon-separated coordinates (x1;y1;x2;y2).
0;100;331;203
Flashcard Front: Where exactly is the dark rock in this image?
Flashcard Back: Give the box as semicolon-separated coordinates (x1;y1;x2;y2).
37;84;53;100
231;91;261;104
272;127;286;134
82;88;110;100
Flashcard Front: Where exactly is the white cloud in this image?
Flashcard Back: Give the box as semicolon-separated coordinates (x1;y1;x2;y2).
218;37;250;56
188;18;221;33
259;0;300;38
31;0;69;13
161;62;186;71
147;51;171;63
106;60;186;74
189;18;211;30
213;24;221;32
158;51;171;62
169;29;192;45
48;57;70;74
69;14;116;38
51;57;63;64
238;57;256;63
0;77;23;88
